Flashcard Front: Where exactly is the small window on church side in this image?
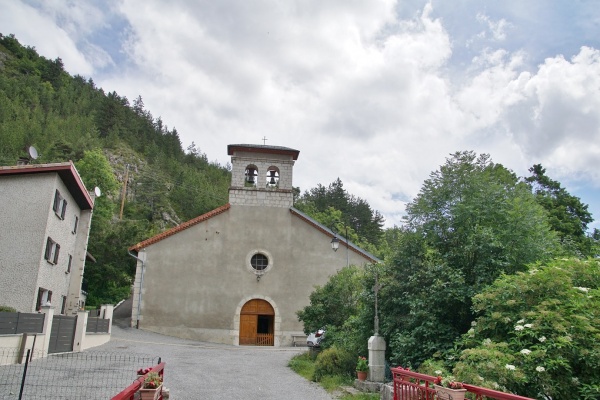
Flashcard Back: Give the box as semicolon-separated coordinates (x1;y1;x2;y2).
251;253;269;271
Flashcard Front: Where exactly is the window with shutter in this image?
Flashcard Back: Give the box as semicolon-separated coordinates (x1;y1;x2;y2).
60;200;67;219
53;190;67;220
54;244;60;264
53;190;61;213
45;237;60;264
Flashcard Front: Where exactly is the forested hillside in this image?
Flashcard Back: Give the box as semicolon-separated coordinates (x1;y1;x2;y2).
0;34;231;306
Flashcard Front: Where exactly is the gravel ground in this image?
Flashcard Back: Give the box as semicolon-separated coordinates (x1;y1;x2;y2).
104;324;335;400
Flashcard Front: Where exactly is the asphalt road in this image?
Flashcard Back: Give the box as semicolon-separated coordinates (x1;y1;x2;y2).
104;325;335;400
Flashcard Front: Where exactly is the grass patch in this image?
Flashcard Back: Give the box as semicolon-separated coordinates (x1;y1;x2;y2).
319;374;353;391
289;352;377;398
288;352;315;381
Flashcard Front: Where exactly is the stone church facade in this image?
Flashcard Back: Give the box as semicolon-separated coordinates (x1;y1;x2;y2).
129;144;377;346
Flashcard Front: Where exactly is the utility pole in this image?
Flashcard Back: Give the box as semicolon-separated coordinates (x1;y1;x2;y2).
119;164;129;220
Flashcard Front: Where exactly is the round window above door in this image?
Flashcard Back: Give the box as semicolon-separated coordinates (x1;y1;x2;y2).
245;250;273;277
251;253;268;271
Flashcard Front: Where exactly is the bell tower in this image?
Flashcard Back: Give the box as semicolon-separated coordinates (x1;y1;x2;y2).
227;144;300;208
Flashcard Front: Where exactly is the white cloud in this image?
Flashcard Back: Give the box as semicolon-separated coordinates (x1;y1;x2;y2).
476;13;511;41
501;47;600;179
3;0;600;227
0;0;95;75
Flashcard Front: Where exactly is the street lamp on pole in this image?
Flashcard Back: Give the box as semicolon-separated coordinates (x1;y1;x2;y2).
330;224;349;268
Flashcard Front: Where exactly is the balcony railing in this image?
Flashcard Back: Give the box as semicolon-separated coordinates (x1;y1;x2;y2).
391;367;534;400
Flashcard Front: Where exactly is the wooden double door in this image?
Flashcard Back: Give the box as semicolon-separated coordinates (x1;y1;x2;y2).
239;299;274;346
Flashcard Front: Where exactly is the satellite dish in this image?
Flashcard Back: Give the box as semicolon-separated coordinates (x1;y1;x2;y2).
28;146;38;160
94;187;102;197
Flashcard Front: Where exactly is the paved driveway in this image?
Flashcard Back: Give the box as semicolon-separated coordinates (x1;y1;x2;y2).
103;325;334;400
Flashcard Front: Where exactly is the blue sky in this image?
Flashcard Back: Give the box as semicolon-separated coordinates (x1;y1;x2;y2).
2;0;599;229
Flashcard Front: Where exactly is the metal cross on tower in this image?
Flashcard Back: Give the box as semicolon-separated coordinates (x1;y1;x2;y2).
262;136;268;145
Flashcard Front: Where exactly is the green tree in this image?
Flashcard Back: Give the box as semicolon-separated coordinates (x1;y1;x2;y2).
405;152;557;294
75;149;119;230
381;151;559;366
297;265;377;356
525;164;595;257
84;220;157;306
297;266;365;334
295;178;384;247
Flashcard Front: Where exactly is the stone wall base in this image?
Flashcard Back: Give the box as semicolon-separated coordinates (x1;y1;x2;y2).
354;379;384;393
380;383;394;400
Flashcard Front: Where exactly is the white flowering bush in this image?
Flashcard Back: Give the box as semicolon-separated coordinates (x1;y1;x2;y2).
452;258;600;399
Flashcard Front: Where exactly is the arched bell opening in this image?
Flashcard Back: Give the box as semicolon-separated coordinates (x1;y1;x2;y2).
245;165;258;187
266;167;280;187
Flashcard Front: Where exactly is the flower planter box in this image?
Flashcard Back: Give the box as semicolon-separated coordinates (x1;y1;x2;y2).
138;384;162;400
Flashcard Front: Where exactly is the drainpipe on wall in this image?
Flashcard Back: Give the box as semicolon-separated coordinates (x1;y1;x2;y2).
127;250;145;329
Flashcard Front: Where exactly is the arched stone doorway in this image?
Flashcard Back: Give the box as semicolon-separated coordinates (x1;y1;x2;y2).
239;299;275;346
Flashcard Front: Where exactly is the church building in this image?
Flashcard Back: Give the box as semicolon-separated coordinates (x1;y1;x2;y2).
128;144;378;346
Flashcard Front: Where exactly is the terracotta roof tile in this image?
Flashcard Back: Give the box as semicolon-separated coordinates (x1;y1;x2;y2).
129;203;231;251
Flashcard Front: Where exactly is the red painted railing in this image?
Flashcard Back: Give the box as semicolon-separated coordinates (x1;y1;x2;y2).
391;367;534;400
111;361;166;400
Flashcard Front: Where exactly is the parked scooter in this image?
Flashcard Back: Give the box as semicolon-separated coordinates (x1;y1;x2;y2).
306;328;326;347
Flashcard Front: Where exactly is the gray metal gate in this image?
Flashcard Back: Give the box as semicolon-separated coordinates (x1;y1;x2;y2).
48;315;77;353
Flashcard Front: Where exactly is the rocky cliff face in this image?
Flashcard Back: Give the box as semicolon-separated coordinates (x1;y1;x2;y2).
105;146;182;229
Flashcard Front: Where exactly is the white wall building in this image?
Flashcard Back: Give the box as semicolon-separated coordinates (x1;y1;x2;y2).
0;162;95;315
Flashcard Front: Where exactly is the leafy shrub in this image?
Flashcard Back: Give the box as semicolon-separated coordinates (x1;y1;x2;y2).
0;305;17;312
313;346;356;382
452;258;600;399
418;359;449;377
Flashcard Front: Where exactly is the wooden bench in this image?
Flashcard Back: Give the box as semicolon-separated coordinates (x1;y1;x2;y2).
291;334;308;347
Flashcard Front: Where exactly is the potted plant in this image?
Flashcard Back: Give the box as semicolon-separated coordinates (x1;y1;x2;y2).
356;356;369;381
138;371;163;400
433;375;466;400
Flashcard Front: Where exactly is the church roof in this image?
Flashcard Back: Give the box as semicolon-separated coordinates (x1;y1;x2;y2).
227;144;300;160
128;203;231;251
129;202;379;264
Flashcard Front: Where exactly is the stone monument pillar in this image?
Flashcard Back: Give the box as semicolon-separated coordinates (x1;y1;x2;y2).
368;334;386;382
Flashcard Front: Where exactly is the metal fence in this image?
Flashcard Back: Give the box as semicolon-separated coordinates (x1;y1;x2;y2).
0;348;160;400
0;313;45;335
86;317;110;333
